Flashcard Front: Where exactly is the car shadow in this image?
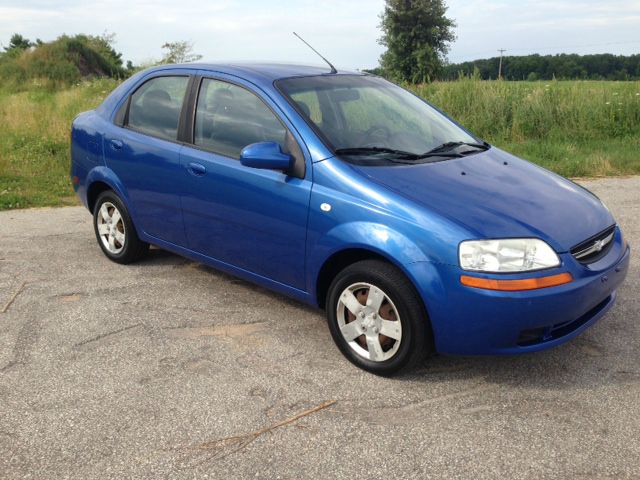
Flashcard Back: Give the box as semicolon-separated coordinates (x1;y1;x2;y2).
140;246;320;312
142;246;191;265
399;332;637;390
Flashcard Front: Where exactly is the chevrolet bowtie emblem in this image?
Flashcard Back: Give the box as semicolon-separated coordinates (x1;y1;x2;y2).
573;231;615;260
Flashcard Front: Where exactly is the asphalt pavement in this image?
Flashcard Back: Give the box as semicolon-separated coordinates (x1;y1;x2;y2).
0;176;638;479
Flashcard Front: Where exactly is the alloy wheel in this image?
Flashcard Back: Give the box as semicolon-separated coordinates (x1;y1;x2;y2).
336;282;402;362
96;201;126;254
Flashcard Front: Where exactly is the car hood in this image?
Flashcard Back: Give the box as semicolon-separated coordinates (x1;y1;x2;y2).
351;147;614;252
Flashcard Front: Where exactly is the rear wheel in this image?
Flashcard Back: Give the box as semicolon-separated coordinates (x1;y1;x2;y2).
93;191;148;264
326;259;432;375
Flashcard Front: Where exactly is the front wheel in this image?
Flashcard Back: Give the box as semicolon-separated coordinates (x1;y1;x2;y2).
326;260;432;375
93;191;149;264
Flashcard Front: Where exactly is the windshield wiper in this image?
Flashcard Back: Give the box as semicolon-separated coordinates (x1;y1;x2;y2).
334;144;485;163
334;147;419;159
335;147;420;163
419;141;490;158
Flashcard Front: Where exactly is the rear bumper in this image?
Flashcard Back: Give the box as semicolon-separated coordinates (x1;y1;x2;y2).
407;229;630;355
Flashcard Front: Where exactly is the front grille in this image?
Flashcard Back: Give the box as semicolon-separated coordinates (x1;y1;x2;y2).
570;225;616;265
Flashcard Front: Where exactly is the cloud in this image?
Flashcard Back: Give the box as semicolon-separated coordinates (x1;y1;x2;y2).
0;0;386;69
0;0;637;68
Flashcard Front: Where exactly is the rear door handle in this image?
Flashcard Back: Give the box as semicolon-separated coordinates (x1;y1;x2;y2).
187;162;206;176
110;139;123;150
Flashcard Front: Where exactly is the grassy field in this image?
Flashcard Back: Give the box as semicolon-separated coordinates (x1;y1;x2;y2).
0;78;119;209
414;79;640;178
0;78;638;210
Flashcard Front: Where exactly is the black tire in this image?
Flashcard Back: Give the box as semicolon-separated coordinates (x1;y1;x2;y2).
326;259;433;376
93;190;149;264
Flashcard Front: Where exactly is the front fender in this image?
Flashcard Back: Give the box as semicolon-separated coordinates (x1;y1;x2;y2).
306;221;430;298
305;221;451;335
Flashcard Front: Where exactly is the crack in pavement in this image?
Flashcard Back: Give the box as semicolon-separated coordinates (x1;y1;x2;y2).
1;281;28;314
0;314;42;373
330;383;500;426
73;323;142;348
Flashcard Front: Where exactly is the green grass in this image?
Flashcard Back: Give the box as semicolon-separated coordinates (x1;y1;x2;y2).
0;78;638;210
0;78;119;209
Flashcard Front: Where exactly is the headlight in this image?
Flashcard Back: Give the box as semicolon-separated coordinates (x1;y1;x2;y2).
459;238;560;273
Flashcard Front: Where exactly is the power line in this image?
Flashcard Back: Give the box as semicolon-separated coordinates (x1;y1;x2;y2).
497;48;506;79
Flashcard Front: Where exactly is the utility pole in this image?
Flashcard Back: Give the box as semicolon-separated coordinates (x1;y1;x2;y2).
498;49;507;79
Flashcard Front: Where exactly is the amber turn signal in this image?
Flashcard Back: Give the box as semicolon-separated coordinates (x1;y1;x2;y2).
460;272;573;291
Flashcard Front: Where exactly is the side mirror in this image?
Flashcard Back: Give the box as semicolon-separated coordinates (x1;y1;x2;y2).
240;142;292;171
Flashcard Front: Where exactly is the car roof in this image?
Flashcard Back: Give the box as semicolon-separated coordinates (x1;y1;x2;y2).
147;62;364;83
95;62;368;124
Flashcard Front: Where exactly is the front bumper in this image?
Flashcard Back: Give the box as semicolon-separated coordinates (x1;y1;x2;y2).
407;228;630;355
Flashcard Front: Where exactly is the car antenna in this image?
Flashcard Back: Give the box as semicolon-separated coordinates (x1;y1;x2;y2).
293;32;337;74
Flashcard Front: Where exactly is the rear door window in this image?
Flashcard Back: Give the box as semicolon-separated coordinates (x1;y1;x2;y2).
194;78;287;159
127;76;189;141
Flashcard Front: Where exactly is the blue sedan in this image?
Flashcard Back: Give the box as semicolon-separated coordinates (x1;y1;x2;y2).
70;63;630;375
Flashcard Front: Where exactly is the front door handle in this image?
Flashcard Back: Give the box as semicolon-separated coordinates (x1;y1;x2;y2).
110;139;123;150
187;162;207;176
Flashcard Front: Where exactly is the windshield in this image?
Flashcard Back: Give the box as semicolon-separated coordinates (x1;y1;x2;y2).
275;75;480;160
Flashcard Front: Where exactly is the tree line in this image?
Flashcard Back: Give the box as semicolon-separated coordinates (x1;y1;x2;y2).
442;53;640;81
0;33;129;83
0;33;201;90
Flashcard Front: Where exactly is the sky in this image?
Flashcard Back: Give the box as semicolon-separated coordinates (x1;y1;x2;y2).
0;0;639;69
